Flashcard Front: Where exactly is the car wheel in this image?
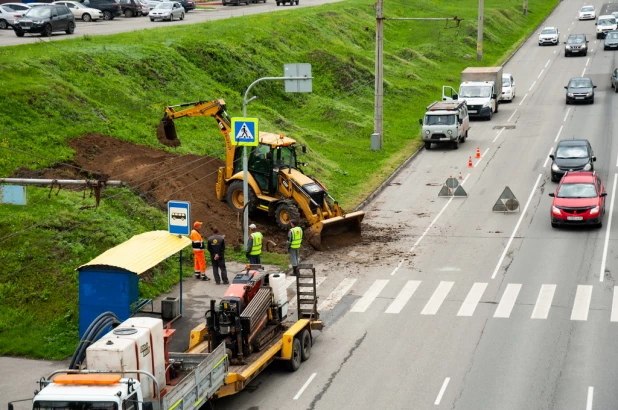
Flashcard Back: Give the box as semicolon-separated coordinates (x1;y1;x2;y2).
82;13;92;21
565;52;569;57
103;10;112;20
276;1;280;5
14;28;24;37
66;21;75;34
551;222;558;228
424;141;431;150
584;52;588;56
150;17;154;21
590;97;594;104
615;86;618;93
453;139;459;150
42;23;52;37
462;131;468;142
0;19;8;30
597;220;603;228
566;99;569;105
180;12;184;19
487;109;492;121
295;0;299;4
169;13;173;21
124;9;132;17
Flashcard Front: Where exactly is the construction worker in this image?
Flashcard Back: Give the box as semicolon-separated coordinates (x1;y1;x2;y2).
246;223;263;265
207;227;229;285
190;221;210;281
287;220;303;276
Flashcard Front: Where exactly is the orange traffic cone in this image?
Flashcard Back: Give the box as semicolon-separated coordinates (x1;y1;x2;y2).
475;147;481;159
468;156;473;168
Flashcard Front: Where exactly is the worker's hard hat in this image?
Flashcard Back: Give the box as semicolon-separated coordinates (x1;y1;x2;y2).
194;221;203;228
249;224;257;229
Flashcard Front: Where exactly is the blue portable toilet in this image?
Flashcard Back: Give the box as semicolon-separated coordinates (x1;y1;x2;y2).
76;230;191;338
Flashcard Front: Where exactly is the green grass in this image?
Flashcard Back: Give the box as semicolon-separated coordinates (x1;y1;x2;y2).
0;0;558;358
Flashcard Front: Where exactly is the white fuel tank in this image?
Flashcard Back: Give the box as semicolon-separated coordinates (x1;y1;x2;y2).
269;273;288;318
122;317;166;392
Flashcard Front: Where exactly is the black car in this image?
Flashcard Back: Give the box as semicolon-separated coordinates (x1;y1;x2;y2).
565;77;596;104
176;0;194;11
13;4;75;37
79;0;121;19
605;30;618;50
564;34;589;57
549;139;596;182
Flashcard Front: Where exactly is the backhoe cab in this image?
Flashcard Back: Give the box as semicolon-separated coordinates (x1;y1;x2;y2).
157;99;364;250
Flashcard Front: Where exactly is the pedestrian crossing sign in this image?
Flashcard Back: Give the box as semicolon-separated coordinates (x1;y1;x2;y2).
231;117;259;146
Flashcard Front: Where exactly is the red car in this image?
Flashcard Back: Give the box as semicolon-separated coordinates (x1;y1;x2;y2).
549;171;607;228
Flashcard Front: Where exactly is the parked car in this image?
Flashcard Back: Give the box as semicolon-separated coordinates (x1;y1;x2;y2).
13;4;75;37
595;15;617;39
118;0;142;17
549;171;606;228
538;26;560;46
579;5;596;20
176;0;194;11
549;139;596;182
137;0;149;14
611;68;618;91
144;0;161;9
149;1;183;20
501;73;516;101
564;33;588;57
53;0;102;21
0;4;27;29
564;77;596;104
2;3;32;12
78;0;120;19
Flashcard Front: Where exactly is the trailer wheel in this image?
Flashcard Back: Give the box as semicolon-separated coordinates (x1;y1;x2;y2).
300;329;311;362
286;337;302;371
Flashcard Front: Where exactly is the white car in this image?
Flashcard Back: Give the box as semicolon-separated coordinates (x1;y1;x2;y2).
149;1;183;20
53;1;103;21
579;5;596;20
502;73;516;101
538;26;560;46
596;15;617;39
0;4;29;29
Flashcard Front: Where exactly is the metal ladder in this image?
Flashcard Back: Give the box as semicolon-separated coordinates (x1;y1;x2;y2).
295;264;319;321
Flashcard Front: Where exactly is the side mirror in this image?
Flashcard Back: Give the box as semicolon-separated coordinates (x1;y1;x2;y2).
593;85;597;88
458;118;463;125
549;193;555;197
301;144;307;153
453;94;458;100
593;156;597;161
601;192;608;197
549;154;555;160
492;94;497;99
419;118;423;126
595;23;597;25
587;40;590;43
563;41;567;44
564;86;568;89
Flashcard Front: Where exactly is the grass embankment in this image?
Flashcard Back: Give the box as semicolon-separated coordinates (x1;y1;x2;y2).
0;0;558;358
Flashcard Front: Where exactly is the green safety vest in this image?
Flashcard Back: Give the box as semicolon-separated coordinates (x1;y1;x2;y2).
250;232;263;255
290;226;303;249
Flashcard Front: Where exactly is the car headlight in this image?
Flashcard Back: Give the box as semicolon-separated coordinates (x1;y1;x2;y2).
566;45;572;49
590;206;599;215
425;130;430;135
586;92;592;97
552;206;562;216
33;20;45;24
567;93;574;97
584;163;592;170
447;130;452;135
483;102;491;108
552;163;560;171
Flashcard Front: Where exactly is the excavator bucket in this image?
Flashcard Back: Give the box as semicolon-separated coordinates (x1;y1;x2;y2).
305;211;365;251
157;117;181;147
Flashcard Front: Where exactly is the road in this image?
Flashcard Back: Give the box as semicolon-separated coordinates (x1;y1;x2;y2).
212;0;618;409
0;0;339;47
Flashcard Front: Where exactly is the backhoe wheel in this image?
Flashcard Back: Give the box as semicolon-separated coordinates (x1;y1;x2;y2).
275;202;301;230
300;329;311;362
226;180;257;214
286;337;302;371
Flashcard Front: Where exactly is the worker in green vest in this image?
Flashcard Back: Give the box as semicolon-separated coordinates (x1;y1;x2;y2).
246;223;263;265
287;220;303;276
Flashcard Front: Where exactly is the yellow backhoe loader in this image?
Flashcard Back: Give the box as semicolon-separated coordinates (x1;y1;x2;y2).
156;99;364;250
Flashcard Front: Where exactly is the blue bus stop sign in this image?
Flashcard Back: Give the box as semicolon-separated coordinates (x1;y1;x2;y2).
168;200;191;235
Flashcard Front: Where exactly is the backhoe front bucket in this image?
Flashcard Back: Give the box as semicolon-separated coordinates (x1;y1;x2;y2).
157;117;181;147
306;211;365;251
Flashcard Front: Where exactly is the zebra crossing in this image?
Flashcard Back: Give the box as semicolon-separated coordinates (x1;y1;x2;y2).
284;276;618;322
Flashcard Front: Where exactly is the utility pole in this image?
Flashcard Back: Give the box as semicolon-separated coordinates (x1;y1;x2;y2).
477;0;484;61
373;0;384;151
523;0;527;16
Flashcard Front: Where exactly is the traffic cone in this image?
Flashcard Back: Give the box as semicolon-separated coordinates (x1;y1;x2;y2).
468;156;473;168
475;147;481;159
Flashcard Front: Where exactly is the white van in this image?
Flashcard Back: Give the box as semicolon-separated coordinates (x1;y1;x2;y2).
596;15;617;38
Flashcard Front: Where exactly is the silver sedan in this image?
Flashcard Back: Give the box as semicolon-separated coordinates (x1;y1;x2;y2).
149;1;184;21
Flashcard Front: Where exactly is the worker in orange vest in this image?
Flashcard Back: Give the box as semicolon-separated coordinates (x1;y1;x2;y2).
190;221;210;281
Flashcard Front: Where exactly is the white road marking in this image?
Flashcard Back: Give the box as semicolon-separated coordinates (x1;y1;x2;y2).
434;377;451;405
582;67;586;76
385;280;421;314
616;152;618;167
586;57;590;66
492;128;505;143
545;59;550;68
289;276;326;310
554;50;557;54
318;278;356;311
587;386;594;410
507;109;518;123
421;281;454;315
390;259;404;276
294;373;317;400
599;174;617;282
351;279;389;312
543;147;554;168
407;174;471;255
491;174;543;279
611;287;618;322
591;49;594;52
519;93;528;106
554;125;564;142
528;81;536;91
474;148;490;167
531;284;556;319
457;282;488;316
563;108;570;122
494;283;522;318
571;285;592;321
537;69;544;79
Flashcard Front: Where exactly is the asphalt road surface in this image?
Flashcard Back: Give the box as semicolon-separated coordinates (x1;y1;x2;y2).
0;0;340;47
211;0;618;409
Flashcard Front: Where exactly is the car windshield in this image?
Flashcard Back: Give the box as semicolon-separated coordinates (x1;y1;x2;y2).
425;115;456;126
556;145;588;159
541;28;556;34
599;18;616;25
502;78;511;86
608;32;618;39
581;6;594;12
567;36;585;44
155;2;172;8
557;183;597;198
459;86;492;98
25;6;51;16
568;79;592;88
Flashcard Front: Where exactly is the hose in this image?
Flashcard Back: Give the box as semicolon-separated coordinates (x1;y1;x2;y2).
69;311;119;369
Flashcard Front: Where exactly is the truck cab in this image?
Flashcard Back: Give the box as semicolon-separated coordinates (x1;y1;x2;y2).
419;100;469;150
443;66;503;120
